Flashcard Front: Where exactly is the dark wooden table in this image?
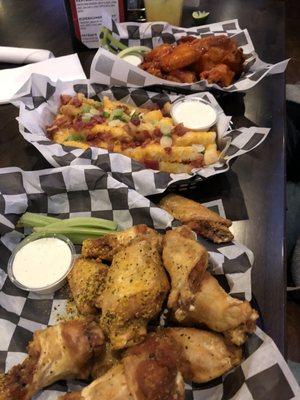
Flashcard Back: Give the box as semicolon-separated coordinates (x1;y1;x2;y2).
0;0;286;354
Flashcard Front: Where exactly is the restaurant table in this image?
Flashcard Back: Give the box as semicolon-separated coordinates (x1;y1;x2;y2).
0;0;286;354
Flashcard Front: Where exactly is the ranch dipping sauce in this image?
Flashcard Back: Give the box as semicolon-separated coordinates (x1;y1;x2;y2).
11;237;72;290
171;98;217;131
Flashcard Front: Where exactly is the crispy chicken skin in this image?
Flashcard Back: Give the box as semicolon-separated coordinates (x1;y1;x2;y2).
179;272;258;345
98;237;170;350
0;319;105;400
162;226;208;321
159;193;234;243
68;257;109;315
81;224;159;261
60;333;185;400
165;327;242;383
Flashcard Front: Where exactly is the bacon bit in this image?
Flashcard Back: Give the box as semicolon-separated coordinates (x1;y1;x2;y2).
92;115;105;124
70;96;82;107
172;123;189;137
191;156;204;168
130;115;141;126
164;147;172;155
73;118;85;131
143;160;159;170
60;94;72;105
153;127;162;138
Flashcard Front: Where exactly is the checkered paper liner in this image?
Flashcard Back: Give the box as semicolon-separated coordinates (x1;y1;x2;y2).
91;19;289;92
0;165;299;399
15;74;269;197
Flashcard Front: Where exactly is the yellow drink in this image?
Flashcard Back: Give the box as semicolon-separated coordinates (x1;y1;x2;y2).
144;0;184;26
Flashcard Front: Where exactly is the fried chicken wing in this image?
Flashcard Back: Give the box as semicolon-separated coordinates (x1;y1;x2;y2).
68;257;109;315
60;364;132;400
162;226;208;321
160;42;200;72
201;64;235;87
98;237;170;350
159;193;234;243
60;333;185;400
62;327;241;399
0;319;105;400
166;69;196;83
140;34;245;86
165;327;242;383
81;225;159;261
179;272;258;345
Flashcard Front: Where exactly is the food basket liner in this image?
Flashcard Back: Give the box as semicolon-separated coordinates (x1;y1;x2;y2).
15;74;269;197
91;19;289;92
0;164;299;399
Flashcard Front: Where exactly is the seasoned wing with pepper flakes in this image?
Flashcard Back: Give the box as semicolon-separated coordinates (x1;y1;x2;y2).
162;226;208;321
0;319;105;400
67;257;109;315
159;193;234;243
179;272;259;345
165;327;242;383
81;224;159;262
60;333;185;400
60;328;241;399
98;237;170;350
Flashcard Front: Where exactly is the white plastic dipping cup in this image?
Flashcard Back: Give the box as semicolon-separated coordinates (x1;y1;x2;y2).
144;0;184;26
8;233;75;295
171;98;218;131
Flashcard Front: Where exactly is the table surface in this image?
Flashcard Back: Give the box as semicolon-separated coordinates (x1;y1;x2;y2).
0;0;286;354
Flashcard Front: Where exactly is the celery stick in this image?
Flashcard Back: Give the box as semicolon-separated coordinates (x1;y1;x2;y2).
17;212;60;228
33;226;112;244
33;217;117;231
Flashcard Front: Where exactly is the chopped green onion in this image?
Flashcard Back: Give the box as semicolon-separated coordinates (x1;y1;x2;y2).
89;108;99;116
160;124;172;136
94;100;102;108
111;108;124;119
64;134;85;142
81;104;91;114
103;111;110;118
82;113;92;123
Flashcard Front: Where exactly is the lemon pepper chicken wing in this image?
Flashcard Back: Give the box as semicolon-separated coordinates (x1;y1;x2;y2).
0;319;105;400
67;257;109;315
162;226;208;321
159;193;234;243
61;328;241;400
98;237;170;350
60;332;185;400
81;224;159;261
179;272;258;345
165;327;242;383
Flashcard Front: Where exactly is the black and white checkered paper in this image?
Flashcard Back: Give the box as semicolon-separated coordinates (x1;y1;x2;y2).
15;75;269;196
91;19;289;92
0;165;299;399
